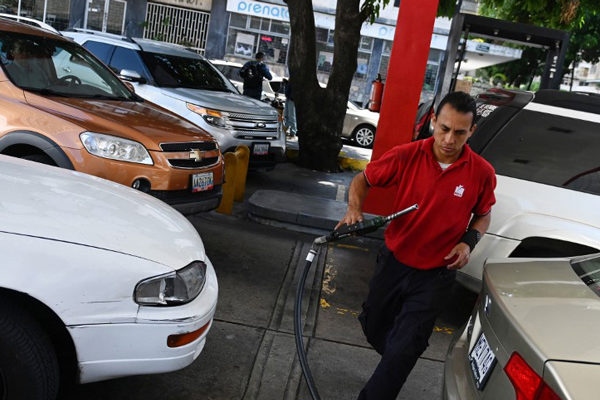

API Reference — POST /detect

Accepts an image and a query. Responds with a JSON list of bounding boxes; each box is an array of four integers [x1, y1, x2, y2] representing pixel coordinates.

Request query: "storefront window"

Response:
[[270, 20, 289, 35], [226, 14, 290, 65], [359, 36, 373, 52], [0, 0, 70, 31], [230, 13, 247, 28], [249, 16, 261, 30]]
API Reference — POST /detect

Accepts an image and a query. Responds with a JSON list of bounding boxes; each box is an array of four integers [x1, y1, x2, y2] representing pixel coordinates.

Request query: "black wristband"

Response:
[[460, 229, 481, 251]]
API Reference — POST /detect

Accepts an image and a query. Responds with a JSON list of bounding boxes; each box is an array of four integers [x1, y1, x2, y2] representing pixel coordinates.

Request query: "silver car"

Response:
[[64, 30, 285, 168], [444, 256, 600, 399]]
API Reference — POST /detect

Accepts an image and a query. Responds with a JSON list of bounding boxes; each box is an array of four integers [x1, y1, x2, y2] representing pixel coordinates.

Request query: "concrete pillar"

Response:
[[363, 0, 440, 216], [204, 0, 228, 60]]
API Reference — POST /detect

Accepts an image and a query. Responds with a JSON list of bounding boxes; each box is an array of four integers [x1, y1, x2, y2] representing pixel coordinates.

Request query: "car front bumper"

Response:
[[69, 263, 218, 384], [63, 147, 224, 210]]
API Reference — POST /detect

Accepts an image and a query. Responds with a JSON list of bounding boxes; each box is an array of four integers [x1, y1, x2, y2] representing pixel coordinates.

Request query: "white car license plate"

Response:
[[191, 172, 213, 193], [253, 143, 269, 156], [469, 332, 496, 390]]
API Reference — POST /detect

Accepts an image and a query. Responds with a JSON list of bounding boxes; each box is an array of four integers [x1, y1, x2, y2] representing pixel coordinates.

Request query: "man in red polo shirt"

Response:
[[337, 91, 496, 400]]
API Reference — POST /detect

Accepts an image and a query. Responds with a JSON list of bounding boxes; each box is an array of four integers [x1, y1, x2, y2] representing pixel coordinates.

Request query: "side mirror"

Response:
[[119, 69, 147, 84]]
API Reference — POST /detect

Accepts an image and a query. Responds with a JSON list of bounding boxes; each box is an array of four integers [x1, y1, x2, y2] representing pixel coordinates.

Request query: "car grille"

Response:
[[160, 141, 221, 169], [160, 141, 218, 152], [168, 157, 220, 168], [227, 112, 280, 137]]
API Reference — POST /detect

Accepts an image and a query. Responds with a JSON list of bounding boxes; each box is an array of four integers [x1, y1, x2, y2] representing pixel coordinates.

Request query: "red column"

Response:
[[363, 0, 440, 215]]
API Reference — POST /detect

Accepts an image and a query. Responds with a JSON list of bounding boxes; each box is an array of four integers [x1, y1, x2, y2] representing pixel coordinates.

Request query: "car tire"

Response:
[[0, 302, 60, 400], [21, 153, 56, 166], [352, 124, 376, 148]]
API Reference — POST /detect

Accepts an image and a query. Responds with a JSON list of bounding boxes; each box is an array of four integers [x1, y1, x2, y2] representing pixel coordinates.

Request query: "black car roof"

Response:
[[533, 89, 600, 114]]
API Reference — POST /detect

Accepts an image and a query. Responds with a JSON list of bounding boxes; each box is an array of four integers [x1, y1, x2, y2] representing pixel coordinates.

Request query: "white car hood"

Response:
[[161, 87, 277, 116], [0, 156, 206, 269]]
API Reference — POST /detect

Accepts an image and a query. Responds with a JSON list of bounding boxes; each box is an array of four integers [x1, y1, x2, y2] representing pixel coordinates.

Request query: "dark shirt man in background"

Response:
[[240, 52, 272, 100], [336, 91, 497, 400]]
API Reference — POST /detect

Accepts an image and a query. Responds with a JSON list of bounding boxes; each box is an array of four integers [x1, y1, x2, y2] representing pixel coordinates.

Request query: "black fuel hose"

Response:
[[293, 204, 418, 400], [293, 245, 322, 400]]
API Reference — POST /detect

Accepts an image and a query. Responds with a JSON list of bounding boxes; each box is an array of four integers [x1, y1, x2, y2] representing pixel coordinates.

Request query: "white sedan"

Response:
[[0, 155, 218, 399]]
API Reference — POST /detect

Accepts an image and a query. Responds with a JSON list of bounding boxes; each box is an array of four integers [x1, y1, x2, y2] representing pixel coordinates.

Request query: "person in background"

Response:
[[283, 78, 297, 137], [239, 52, 272, 100]]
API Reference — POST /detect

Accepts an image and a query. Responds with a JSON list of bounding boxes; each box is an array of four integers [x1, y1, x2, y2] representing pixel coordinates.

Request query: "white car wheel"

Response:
[[353, 125, 375, 148]]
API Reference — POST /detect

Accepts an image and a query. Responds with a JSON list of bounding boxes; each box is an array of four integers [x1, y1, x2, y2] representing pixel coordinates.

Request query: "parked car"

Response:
[[342, 100, 379, 148], [459, 89, 600, 292], [63, 30, 285, 168], [0, 13, 59, 33], [0, 154, 218, 399], [444, 256, 600, 400], [0, 19, 224, 213]]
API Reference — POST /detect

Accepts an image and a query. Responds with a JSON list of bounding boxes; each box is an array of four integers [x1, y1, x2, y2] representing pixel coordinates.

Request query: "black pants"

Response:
[[357, 245, 456, 400], [243, 87, 262, 100]]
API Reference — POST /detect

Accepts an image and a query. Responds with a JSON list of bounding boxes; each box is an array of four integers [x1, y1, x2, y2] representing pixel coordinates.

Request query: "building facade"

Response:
[[0, 0, 522, 103]]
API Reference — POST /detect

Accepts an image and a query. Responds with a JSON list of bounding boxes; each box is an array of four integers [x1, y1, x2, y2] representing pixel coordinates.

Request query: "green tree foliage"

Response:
[[479, 0, 600, 83]]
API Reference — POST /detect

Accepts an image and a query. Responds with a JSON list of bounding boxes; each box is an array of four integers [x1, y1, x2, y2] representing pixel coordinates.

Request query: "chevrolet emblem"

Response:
[[189, 149, 205, 162]]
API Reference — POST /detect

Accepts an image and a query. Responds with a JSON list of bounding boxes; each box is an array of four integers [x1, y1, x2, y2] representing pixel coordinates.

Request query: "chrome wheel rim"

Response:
[[355, 127, 374, 147]]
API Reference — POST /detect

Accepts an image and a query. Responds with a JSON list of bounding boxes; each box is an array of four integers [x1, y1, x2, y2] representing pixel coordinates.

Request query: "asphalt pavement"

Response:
[[64, 142, 477, 400]]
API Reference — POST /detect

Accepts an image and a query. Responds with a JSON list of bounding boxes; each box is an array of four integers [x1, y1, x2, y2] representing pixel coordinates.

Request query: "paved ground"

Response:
[[64, 160, 478, 400]]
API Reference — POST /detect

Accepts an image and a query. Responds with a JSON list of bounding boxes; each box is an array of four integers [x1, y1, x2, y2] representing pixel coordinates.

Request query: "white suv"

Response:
[[0, 155, 217, 398], [63, 30, 285, 168], [459, 89, 600, 291]]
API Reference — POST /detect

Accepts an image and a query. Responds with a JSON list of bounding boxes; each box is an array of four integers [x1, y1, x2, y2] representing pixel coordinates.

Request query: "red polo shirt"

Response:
[[364, 137, 496, 269]]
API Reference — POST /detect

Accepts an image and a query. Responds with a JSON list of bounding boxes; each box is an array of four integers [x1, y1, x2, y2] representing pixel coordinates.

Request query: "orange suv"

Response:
[[0, 19, 224, 213]]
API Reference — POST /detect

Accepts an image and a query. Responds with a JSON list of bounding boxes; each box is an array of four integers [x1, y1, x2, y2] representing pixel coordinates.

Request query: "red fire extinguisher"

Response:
[[369, 74, 384, 112]]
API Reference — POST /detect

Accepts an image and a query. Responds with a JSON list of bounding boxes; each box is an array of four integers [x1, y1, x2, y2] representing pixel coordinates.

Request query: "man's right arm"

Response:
[[335, 172, 370, 229]]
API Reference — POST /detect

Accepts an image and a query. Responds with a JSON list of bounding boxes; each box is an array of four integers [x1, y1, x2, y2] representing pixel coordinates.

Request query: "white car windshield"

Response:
[[141, 52, 238, 93], [0, 31, 136, 100]]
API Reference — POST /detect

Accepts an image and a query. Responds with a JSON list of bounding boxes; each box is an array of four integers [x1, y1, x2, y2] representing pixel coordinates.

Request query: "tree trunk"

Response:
[[286, 0, 365, 172]]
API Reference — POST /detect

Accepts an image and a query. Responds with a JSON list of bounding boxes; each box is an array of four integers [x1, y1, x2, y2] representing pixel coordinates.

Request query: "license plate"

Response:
[[469, 332, 496, 390], [191, 172, 213, 192], [253, 143, 270, 156]]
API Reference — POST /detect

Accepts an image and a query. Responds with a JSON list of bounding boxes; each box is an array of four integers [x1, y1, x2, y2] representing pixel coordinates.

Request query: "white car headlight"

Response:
[[80, 132, 153, 165], [186, 103, 232, 129], [135, 261, 207, 306]]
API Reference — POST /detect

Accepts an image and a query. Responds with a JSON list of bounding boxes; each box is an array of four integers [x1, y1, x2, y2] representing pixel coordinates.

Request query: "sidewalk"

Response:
[[246, 138, 377, 237]]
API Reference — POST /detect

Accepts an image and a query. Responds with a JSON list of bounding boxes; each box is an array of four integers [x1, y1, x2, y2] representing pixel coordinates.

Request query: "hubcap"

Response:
[[355, 127, 374, 147]]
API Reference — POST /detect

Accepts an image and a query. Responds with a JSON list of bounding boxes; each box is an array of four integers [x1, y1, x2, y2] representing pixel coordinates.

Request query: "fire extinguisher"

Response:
[[369, 73, 384, 112]]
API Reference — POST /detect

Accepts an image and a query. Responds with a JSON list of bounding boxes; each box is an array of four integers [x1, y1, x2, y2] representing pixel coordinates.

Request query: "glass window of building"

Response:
[[0, 0, 71, 31], [225, 14, 290, 65], [359, 36, 374, 52], [230, 13, 247, 28]]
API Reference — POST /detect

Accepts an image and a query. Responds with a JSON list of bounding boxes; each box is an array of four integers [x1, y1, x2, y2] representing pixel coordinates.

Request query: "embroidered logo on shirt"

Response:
[[454, 185, 465, 198]]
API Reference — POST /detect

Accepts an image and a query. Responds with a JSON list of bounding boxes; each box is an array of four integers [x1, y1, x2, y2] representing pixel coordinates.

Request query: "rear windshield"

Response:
[[572, 257, 600, 298], [0, 31, 135, 100], [480, 109, 600, 196], [141, 52, 237, 92]]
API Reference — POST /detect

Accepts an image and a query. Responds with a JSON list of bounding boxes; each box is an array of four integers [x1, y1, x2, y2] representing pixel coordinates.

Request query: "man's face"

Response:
[[431, 104, 476, 163]]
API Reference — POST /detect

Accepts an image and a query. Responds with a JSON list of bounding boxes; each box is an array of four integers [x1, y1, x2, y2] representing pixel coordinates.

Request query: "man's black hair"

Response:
[[255, 52, 265, 59], [436, 91, 477, 127]]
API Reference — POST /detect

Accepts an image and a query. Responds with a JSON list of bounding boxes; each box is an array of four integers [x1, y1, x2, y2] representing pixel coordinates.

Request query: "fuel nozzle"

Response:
[[315, 204, 418, 244]]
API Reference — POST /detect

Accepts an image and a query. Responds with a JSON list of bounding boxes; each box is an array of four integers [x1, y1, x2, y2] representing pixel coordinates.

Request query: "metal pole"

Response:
[[43, 0, 48, 23], [17, 0, 22, 16]]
